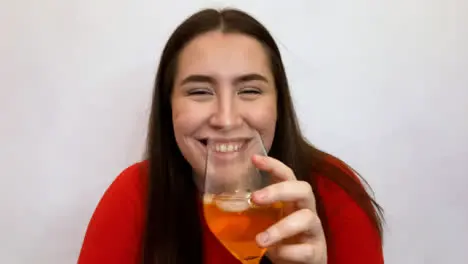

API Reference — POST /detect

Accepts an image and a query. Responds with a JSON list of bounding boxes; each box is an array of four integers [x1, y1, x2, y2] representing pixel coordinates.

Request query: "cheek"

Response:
[[245, 101, 277, 151], [172, 100, 203, 136], [171, 102, 200, 175], [172, 100, 198, 156], [171, 99, 208, 169]]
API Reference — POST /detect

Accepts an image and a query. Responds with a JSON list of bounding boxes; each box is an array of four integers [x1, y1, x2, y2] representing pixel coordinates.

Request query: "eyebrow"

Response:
[[180, 73, 269, 86]]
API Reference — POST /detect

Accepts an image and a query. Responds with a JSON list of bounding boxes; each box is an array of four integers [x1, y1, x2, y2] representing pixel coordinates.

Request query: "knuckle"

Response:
[[299, 180, 313, 193], [292, 209, 313, 229], [274, 215, 302, 238], [271, 182, 287, 197], [285, 166, 294, 177], [263, 184, 276, 195], [302, 208, 315, 222], [270, 165, 280, 176], [306, 182, 314, 193], [302, 209, 321, 232], [308, 210, 321, 225], [267, 225, 282, 242], [278, 218, 298, 235], [303, 244, 316, 260]]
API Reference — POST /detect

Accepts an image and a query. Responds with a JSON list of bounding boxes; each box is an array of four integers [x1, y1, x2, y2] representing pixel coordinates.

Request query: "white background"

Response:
[[1, 0, 467, 263]]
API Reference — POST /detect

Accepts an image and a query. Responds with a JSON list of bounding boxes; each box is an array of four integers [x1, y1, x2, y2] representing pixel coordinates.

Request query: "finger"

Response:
[[252, 180, 316, 211], [256, 208, 322, 247], [267, 243, 321, 264], [252, 155, 296, 181]]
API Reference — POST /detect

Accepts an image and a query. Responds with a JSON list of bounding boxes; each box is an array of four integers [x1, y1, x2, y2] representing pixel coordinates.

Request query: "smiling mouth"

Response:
[[198, 138, 249, 153]]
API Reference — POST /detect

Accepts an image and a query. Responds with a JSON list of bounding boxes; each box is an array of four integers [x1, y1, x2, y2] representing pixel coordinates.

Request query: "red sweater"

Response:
[[77, 160, 383, 264]]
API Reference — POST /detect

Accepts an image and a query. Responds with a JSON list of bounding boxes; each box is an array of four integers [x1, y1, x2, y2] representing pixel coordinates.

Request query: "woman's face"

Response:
[[171, 31, 277, 177]]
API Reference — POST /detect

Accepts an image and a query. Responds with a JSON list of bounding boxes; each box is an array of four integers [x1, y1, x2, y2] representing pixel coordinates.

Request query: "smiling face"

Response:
[[171, 31, 278, 177]]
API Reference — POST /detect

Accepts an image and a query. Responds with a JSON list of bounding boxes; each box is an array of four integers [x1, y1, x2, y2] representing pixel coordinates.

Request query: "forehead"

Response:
[[175, 31, 272, 80]]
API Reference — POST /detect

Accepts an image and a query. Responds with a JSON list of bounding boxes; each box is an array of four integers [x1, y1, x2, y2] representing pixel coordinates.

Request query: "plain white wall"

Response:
[[1, 0, 467, 263]]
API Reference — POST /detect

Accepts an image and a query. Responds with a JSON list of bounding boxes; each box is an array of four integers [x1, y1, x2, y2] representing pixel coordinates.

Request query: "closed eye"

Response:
[[187, 88, 213, 96], [238, 88, 262, 95], [238, 87, 263, 99]]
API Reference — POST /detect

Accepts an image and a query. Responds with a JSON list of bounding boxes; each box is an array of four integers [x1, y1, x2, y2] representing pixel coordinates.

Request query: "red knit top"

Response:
[[77, 160, 383, 264]]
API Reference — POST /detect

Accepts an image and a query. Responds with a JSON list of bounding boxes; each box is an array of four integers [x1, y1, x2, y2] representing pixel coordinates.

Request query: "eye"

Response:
[[240, 89, 261, 94], [238, 87, 262, 98], [187, 88, 213, 96]]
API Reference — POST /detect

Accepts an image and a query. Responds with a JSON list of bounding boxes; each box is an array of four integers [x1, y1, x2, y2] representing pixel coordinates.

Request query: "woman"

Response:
[[78, 8, 384, 264]]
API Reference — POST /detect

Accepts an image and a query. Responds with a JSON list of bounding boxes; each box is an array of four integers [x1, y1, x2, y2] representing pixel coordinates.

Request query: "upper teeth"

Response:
[[214, 143, 242, 152]]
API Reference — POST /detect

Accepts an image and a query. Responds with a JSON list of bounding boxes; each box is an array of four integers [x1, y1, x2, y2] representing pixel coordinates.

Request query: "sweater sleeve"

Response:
[[317, 161, 384, 264], [77, 162, 147, 264]]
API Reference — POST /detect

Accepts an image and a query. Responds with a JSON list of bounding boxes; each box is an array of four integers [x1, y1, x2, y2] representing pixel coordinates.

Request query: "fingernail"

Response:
[[256, 232, 269, 245], [254, 190, 267, 201], [253, 154, 265, 164]]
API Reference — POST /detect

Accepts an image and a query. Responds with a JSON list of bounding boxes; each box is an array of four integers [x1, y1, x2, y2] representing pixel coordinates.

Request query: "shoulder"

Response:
[[78, 160, 149, 263], [108, 160, 148, 196], [314, 154, 361, 194], [313, 154, 375, 219], [312, 155, 384, 263], [87, 160, 149, 221], [84, 160, 150, 231]]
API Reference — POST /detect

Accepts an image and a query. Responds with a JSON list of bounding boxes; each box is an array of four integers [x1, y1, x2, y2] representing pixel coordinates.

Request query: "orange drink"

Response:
[[203, 194, 283, 263]]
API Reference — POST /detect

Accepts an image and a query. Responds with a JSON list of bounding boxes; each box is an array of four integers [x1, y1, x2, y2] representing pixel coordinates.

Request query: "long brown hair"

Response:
[[143, 8, 384, 264]]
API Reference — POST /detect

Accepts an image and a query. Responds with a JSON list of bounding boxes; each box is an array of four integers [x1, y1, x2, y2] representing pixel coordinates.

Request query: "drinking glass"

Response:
[[201, 131, 284, 264]]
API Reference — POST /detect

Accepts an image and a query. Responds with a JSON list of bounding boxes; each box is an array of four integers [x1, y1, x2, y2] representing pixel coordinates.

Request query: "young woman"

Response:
[[77, 8, 384, 264]]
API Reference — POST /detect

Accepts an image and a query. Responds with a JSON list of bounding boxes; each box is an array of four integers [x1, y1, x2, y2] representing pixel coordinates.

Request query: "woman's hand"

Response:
[[251, 155, 327, 264]]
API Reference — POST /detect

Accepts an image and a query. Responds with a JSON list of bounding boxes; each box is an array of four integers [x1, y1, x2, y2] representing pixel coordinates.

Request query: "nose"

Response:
[[208, 94, 242, 131]]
